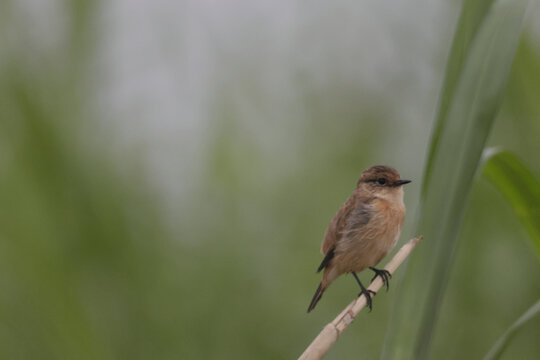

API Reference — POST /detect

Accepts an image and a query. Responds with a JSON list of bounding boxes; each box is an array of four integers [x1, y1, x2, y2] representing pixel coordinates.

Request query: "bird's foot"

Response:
[[352, 272, 377, 311], [357, 288, 377, 311], [369, 267, 392, 291]]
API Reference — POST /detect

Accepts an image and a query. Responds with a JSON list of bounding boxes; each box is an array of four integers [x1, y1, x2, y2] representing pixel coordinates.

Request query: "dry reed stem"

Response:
[[298, 236, 423, 360]]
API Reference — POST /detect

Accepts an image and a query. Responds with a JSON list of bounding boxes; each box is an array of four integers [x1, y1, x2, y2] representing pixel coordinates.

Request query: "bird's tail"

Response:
[[307, 282, 326, 313]]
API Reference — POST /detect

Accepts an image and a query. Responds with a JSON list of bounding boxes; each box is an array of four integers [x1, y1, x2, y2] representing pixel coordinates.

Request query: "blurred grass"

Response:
[[481, 151, 540, 359], [383, 0, 529, 358], [0, 3, 179, 359], [0, 71, 175, 359], [422, 0, 495, 191], [483, 150, 540, 257], [485, 299, 540, 360], [0, 1, 539, 359]]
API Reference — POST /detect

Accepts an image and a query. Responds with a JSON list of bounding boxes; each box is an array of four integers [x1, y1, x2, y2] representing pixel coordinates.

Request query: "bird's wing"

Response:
[[342, 198, 374, 239], [320, 194, 373, 254]]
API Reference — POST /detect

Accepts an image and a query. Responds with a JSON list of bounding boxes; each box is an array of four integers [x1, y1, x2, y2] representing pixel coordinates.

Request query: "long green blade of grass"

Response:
[[482, 149, 540, 258], [480, 150, 540, 358], [422, 0, 495, 195], [382, 0, 529, 359], [484, 299, 540, 360]]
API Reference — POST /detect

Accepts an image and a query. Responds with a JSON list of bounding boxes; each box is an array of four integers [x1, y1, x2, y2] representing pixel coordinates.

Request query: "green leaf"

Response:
[[484, 299, 540, 360], [481, 150, 540, 358], [483, 149, 540, 258], [382, 0, 529, 359], [422, 0, 495, 197]]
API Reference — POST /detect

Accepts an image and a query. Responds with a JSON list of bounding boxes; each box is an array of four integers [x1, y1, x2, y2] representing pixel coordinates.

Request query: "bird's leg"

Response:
[[369, 267, 392, 291], [352, 272, 376, 311]]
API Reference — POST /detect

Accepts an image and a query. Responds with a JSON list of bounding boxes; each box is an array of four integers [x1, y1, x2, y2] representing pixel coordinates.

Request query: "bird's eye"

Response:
[[377, 178, 387, 185]]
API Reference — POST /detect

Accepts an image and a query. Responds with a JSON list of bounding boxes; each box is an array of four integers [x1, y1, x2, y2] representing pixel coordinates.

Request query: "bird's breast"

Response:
[[335, 198, 405, 272], [375, 199, 405, 240]]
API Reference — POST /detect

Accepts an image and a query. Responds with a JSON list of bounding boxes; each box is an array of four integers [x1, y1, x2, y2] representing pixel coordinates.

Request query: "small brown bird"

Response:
[[307, 165, 410, 313]]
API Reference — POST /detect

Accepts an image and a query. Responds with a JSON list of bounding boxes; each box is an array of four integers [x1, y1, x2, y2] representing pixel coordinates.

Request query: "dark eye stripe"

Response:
[[366, 178, 388, 185]]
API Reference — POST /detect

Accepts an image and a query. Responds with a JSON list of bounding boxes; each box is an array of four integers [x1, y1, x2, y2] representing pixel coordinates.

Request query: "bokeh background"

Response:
[[1, 1, 539, 359]]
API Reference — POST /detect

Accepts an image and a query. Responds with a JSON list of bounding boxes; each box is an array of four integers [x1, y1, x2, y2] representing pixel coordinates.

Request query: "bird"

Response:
[[307, 165, 411, 313]]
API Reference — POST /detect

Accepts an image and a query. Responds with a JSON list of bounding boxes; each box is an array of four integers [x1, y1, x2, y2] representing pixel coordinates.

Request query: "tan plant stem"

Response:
[[298, 236, 423, 360]]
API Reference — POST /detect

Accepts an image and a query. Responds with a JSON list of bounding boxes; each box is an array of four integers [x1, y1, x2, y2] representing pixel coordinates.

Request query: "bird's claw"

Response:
[[357, 289, 376, 311], [369, 267, 392, 291]]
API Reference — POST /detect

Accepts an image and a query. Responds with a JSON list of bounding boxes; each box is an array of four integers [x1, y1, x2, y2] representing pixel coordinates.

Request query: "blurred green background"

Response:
[[0, 0, 539, 359]]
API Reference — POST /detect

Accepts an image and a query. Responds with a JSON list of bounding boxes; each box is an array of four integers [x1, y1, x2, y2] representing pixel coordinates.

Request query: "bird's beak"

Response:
[[395, 179, 411, 186]]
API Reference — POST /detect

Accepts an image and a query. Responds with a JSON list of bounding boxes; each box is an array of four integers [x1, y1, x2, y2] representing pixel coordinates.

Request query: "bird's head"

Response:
[[356, 165, 411, 201]]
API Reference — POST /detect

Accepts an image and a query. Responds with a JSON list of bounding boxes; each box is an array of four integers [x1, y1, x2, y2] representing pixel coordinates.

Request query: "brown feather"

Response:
[[321, 193, 357, 254]]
